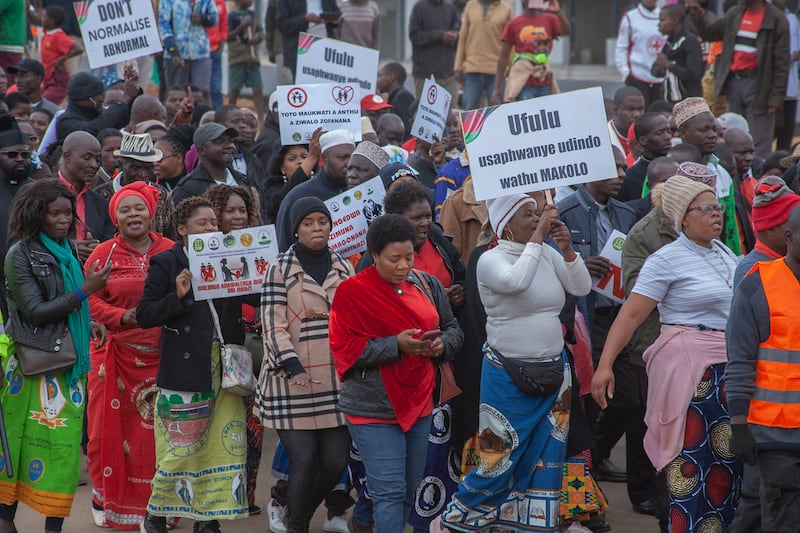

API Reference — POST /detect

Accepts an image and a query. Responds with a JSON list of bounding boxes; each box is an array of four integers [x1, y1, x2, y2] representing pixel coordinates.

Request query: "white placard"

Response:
[[411, 78, 452, 144], [325, 176, 386, 258], [460, 87, 617, 201], [277, 83, 363, 145], [74, 0, 163, 69], [187, 225, 279, 301], [295, 32, 380, 97], [592, 230, 627, 304]]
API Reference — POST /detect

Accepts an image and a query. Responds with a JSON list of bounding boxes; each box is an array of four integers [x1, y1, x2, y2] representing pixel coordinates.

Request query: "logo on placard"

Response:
[[612, 237, 625, 251], [427, 85, 438, 105], [73, 1, 89, 24], [297, 33, 317, 55], [354, 191, 362, 200], [292, 132, 302, 141], [330, 201, 340, 212], [240, 233, 253, 246], [208, 237, 220, 251], [192, 239, 204, 252], [223, 235, 236, 248], [332, 86, 355, 106], [258, 231, 271, 245], [287, 87, 308, 108], [343, 196, 351, 206]]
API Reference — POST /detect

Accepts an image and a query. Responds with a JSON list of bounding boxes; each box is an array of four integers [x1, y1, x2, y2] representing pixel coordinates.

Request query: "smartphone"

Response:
[[419, 329, 442, 342], [103, 243, 117, 267], [320, 11, 340, 22], [528, 0, 549, 8]]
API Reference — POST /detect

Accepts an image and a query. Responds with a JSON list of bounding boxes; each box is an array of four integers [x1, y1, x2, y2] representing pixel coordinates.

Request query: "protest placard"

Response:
[[74, 0, 163, 69], [410, 78, 452, 144], [187, 225, 280, 301], [277, 83, 362, 146], [325, 176, 386, 257], [295, 33, 380, 97], [459, 87, 617, 201], [593, 229, 627, 304]]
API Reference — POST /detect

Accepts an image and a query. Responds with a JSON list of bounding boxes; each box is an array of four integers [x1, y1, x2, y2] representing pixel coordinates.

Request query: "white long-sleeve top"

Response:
[[786, 10, 800, 99], [477, 240, 592, 361], [615, 4, 665, 84]]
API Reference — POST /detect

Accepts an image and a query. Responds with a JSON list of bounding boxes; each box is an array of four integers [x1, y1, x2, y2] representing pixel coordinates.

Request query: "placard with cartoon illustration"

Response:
[[276, 83, 363, 145], [325, 176, 386, 258], [187, 225, 280, 300]]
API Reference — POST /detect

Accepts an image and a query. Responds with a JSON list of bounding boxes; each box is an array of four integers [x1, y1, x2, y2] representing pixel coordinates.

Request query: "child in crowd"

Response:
[[40, 6, 83, 104], [227, 0, 265, 122]]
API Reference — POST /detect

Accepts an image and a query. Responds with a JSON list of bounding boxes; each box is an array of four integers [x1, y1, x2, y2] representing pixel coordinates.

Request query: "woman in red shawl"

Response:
[[329, 214, 463, 532], [85, 182, 174, 529]]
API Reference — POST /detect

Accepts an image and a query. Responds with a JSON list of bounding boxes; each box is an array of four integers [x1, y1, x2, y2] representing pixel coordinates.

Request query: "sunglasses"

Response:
[[0, 150, 31, 160], [687, 203, 723, 215]]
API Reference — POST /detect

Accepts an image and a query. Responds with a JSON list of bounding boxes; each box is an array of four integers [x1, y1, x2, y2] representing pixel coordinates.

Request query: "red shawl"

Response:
[[329, 266, 437, 431]]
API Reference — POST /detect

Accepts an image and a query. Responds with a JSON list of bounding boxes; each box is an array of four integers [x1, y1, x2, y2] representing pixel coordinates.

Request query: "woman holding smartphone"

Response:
[[329, 214, 463, 532], [84, 182, 173, 529]]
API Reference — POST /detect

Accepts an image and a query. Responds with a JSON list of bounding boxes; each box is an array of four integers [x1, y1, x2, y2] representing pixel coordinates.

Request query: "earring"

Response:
[[294, 233, 298, 238], [503, 229, 515, 242]]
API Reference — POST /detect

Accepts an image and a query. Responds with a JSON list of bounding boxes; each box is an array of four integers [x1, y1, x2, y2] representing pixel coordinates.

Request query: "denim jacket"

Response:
[[159, 0, 218, 60]]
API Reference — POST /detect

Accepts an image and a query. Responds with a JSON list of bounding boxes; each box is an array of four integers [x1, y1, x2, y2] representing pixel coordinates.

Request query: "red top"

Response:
[[206, 0, 229, 51], [501, 12, 560, 87], [730, 8, 764, 72], [414, 239, 452, 289], [41, 29, 75, 82], [59, 172, 89, 240]]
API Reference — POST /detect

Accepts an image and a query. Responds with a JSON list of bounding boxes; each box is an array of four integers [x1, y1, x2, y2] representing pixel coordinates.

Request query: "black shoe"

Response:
[[248, 503, 261, 515], [193, 521, 222, 533], [593, 458, 627, 482], [580, 516, 612, 532], [140, 514, 168, 533], [632, 499, 657, 516]]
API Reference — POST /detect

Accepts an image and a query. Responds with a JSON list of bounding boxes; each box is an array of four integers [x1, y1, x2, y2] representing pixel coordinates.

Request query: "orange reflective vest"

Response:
[[748, 258, 800, 429]]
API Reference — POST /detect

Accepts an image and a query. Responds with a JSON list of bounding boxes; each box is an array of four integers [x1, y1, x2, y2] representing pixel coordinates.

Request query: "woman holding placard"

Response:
[[137, 197, 248, 533], [204, 184, 264, 515]]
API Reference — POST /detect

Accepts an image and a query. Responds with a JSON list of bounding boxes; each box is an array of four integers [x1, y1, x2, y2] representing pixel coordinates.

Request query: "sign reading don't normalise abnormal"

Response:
[[74, 0, 163, 69], [461, 87, 617, 201]]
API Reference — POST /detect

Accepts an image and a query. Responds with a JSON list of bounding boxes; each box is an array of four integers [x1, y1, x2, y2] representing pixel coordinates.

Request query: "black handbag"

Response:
[[490, 347, 563, 396]]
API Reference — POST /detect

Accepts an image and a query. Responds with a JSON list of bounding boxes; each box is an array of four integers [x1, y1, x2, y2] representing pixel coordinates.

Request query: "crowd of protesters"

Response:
[[0, 0, 798, 533]]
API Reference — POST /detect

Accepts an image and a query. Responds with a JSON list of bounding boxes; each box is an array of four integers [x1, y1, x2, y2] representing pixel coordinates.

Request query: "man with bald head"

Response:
[[376, 113, 406, 148], [126, 95, 167, 132], [725, 127, 759, 254], [727, 202, 800, 533], [619, 112, 673, 201], [59, 131, 115, 260]]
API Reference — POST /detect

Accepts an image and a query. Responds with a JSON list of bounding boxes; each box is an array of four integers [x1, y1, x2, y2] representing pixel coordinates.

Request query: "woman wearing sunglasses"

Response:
[[592, 175, 741, 532]]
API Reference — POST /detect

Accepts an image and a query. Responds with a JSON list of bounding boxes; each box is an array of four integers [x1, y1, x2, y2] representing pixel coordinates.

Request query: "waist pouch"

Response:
[[489, 346, 563, 396]]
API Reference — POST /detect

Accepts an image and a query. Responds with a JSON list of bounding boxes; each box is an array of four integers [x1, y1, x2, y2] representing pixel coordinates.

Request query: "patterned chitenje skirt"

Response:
[[665, 363, 741, 533], [147, 344, 249, 521], [559, 453, 607, 523], [441, 349, 571, 532]]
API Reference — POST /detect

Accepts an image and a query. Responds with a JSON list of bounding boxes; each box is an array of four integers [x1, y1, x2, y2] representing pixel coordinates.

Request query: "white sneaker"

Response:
[[91, 507, 108, 528], [267, 499, 288, 533], [323, 514, 351, 533], [565, 524, 593, 533]]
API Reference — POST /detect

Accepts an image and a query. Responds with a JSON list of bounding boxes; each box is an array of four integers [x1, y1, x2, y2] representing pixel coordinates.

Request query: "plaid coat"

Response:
[[255, 246, 354, 430]]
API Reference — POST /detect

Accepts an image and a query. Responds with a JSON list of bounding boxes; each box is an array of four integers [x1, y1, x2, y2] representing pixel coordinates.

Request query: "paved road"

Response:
[[10, 429, 660, 532]]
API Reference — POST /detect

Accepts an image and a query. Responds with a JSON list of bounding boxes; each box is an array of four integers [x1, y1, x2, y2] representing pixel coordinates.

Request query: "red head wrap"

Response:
[[109, 181, 160, 226]]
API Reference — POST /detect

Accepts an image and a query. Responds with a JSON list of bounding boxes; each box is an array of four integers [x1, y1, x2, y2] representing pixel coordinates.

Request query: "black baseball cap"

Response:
[[7, 59, 45, 78]]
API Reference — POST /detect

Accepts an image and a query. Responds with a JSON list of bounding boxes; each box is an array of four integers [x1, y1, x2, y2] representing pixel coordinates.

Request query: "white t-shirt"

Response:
[[633, 233, 739, 330]]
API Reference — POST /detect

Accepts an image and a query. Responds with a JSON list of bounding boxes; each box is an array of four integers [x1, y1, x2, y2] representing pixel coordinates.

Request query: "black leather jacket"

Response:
[[4, 238, 82, 353]]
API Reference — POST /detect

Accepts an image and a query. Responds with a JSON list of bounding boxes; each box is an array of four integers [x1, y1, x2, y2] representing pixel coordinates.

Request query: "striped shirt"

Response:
[[730, 8, 764, 72], [338, 0, 381, 49], [633, 233, 739, 330]]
